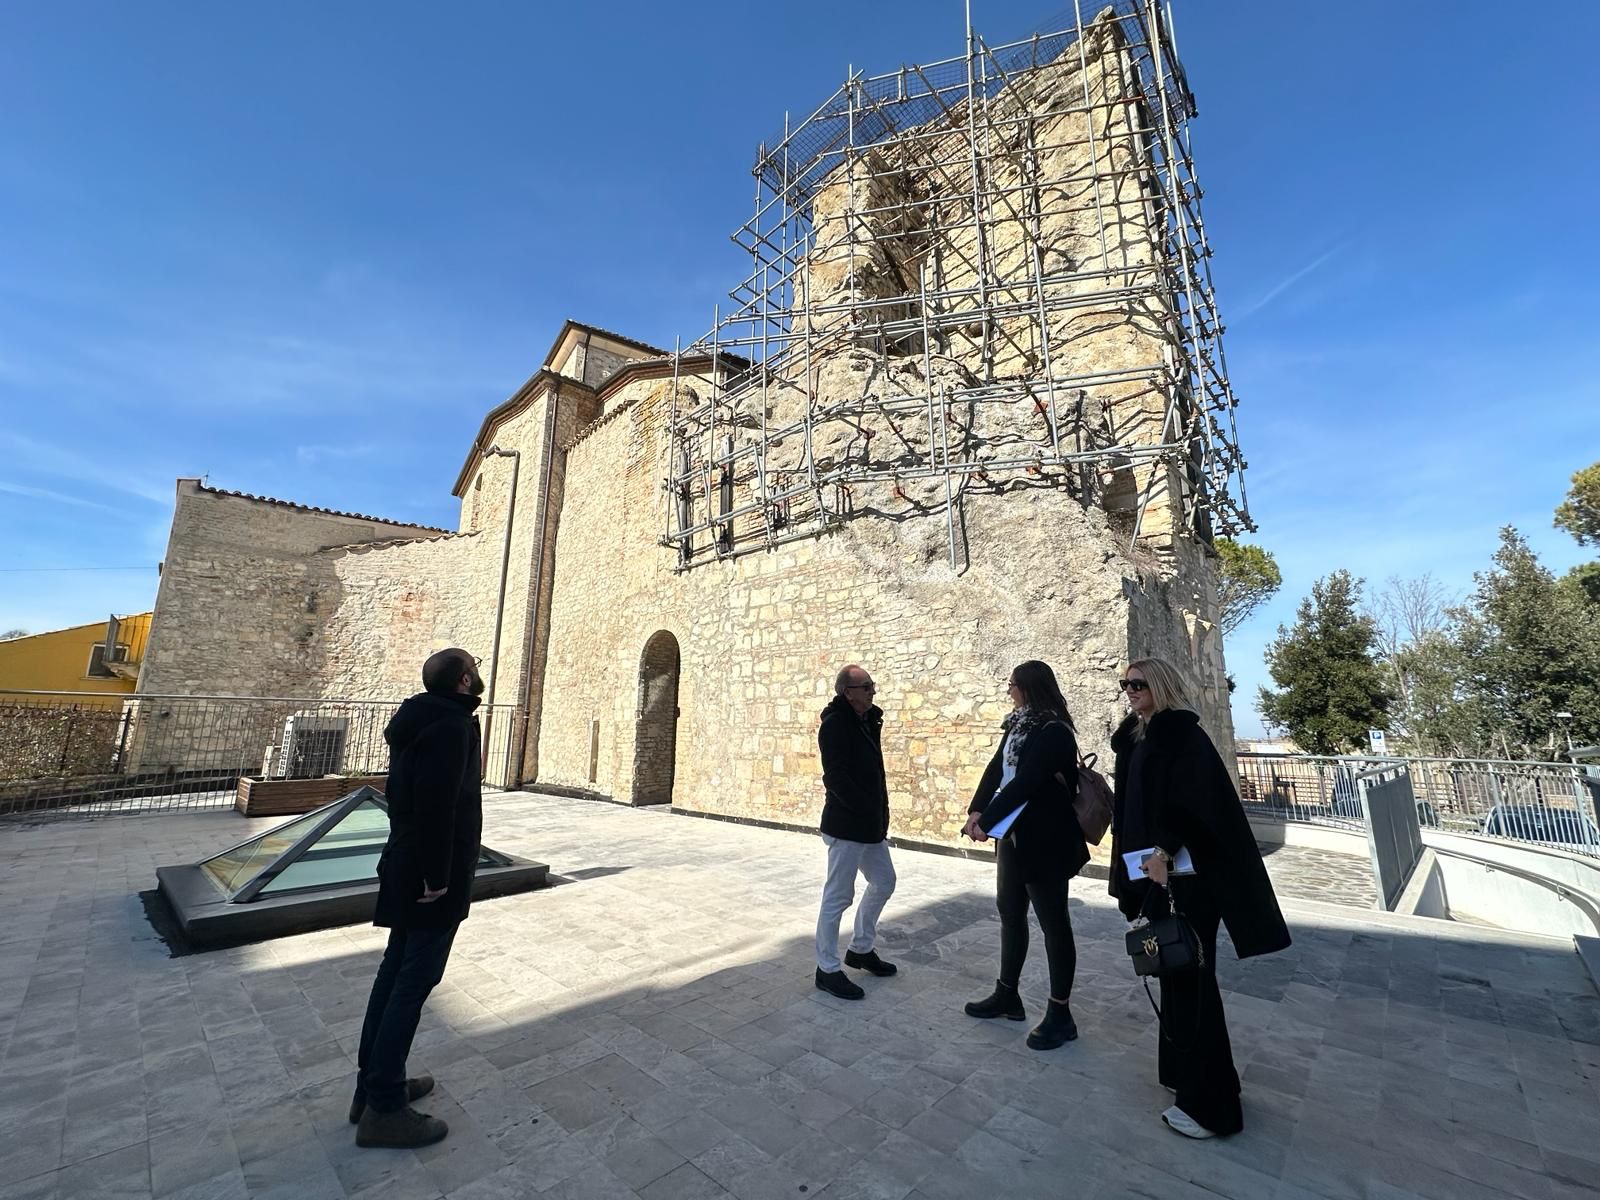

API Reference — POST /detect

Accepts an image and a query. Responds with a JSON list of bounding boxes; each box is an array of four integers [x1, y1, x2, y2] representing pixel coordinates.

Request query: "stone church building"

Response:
[[139, 8, 1243, 849]]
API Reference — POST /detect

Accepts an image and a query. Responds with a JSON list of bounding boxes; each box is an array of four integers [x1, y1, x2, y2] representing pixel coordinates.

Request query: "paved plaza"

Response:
[[1, 793, 1597, 1200]]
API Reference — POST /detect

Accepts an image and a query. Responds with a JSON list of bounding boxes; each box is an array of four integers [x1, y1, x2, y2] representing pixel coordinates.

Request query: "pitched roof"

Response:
[[454, 323, 749, 496], [565, 352, 753, 451], [540, 319, 670, 370], [450, 369, 598, 497], [196, 483, 453, 534], [318, 529, 479, 554]]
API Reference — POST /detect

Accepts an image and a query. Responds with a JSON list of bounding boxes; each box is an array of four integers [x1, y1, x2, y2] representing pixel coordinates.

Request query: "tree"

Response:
[[1215, 538, 1282, 636], [1453, 527, 1600, 756], [1394, 631, 1495, 757], [1554, 461, 1600, 546], [1366, 575, 1457, 754], [1258, 570, 1391, 754], [1560, 562, 1600, 608], [0, 628, 27, 641]]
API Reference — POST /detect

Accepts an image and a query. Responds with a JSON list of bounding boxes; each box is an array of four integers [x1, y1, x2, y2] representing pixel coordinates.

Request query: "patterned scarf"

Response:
[[1002, 705, 1061, 770]]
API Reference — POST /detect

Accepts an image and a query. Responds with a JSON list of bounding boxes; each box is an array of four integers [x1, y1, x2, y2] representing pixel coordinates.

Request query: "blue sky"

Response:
[[2, 2, 1596, 734]]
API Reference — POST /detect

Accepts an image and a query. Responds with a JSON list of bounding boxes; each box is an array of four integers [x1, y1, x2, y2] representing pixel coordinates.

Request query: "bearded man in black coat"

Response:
[[351, 648, 484, 1149]]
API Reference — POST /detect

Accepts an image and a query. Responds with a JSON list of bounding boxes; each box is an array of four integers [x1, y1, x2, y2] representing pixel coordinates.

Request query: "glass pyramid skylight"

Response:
[[198, 787, 514, 903], [157, 784, 547, 947]]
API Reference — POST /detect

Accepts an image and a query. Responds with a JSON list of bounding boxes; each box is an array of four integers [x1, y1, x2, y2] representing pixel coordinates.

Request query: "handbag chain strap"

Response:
[[1134, 881, 1206, 1049]]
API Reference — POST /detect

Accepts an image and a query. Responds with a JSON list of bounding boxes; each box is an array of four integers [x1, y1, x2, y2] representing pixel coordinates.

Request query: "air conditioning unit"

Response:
[[275, 713, 349, 778]]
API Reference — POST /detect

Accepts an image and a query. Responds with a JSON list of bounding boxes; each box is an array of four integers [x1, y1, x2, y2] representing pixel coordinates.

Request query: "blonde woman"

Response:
[[1109, 657, 1289, 1139]]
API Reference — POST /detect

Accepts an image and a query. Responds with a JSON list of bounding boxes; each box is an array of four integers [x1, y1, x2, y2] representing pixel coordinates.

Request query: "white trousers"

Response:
[[815, 835, 897, 972]]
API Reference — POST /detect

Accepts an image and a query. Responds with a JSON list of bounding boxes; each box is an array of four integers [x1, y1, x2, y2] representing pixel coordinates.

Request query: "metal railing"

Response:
[[1238, 752, 1600, 859], [0, 691, 522, 818]]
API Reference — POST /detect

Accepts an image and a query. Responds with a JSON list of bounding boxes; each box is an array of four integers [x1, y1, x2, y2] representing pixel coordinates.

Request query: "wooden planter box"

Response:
[[236, 774, 387, 818]]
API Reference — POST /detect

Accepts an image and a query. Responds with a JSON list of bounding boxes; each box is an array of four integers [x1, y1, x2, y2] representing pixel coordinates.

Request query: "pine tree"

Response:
[[1258, 571, 1391, 754], [1214, 538, 1282, 636], [1454, 527, 1600, 755]]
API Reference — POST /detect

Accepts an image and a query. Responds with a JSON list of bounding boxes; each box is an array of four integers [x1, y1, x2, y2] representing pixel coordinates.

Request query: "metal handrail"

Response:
[[0, 689, 516, 707]]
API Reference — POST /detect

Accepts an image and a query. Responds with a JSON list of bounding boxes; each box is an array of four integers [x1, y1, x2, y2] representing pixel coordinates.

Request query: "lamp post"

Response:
[[1556, 711, 1575, 760]]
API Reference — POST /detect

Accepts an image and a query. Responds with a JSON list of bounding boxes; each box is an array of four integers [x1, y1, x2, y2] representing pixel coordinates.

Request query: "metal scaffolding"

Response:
[[663, 0, 1250, 569]]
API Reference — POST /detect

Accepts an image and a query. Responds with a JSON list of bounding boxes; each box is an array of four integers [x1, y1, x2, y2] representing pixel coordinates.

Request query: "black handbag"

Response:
[[1125, 888, 1203, 977], [1126, 886, 1206, 1048]]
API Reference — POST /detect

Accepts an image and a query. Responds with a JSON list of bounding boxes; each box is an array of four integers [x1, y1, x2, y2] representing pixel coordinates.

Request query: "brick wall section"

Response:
[[306, 532, 494, 700]]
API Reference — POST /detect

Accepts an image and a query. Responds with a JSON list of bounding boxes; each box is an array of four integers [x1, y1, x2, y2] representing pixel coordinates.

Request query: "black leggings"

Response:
[[995, 836, 1077, 1000]]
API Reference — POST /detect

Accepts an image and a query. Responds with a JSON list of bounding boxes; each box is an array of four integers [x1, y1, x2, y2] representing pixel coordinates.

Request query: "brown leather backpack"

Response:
[[1058, 753, 1114, 845]]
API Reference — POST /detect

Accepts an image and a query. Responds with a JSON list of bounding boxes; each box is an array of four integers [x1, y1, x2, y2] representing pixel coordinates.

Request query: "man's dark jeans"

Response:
[[356, 925, 458, 1113]]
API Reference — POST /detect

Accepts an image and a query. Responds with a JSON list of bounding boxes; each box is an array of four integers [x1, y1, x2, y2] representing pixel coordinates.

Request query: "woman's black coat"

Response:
[[968, 721, 1090, 882], [1108, 708, 1290, 959]]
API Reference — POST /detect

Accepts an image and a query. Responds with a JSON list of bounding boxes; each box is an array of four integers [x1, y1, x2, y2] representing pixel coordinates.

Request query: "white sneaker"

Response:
[[1161, 1106, 1216, 1139]]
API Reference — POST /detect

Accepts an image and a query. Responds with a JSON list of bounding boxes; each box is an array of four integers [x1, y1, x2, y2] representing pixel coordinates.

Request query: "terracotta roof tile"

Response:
[[198, 484, 452, 534]]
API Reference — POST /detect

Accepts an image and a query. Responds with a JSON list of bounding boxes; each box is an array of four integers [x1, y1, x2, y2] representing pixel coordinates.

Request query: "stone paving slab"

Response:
[[0, 793, 1597, 1200], [1257, 843, 1380, 910]]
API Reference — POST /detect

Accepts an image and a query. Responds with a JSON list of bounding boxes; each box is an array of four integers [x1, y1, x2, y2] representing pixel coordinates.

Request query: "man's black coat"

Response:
[[374, 690, 483, 930], [818, 696, 890, 843]]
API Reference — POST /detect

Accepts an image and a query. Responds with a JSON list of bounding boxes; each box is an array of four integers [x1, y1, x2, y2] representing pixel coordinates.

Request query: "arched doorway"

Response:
[[631, 631, 680, 805]]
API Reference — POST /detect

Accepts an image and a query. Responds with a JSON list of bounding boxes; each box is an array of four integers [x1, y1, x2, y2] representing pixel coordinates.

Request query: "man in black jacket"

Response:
[[352, 648, 484, 1149], [814, 664, 899, 1000]]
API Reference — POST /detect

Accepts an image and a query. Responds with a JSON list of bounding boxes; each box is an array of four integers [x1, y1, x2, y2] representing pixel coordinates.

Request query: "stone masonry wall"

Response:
[[134, 481, 479, 775], [538, 372, 1230, 848], [305, 532, 493, 701], [140, 481, 454, 699]]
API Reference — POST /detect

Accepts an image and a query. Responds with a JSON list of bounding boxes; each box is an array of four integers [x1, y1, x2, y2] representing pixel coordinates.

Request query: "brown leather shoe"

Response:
[[348, 1074, 435, 1124], [355, 1104, 449, 1149]]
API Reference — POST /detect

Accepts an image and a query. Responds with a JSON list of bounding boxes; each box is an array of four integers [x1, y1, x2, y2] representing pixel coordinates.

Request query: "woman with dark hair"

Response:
[[961, 660, 1089, 1050], [1110, 656, 1290, 1139]]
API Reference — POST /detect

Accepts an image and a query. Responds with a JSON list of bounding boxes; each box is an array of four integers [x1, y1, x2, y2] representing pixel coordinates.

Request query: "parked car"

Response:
[[1478, 804, 1600, 849], [1330, 791, 1440, 829]]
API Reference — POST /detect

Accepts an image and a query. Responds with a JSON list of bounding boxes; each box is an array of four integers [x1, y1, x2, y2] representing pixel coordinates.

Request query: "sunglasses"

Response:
[[1118, 679, 1150, 693], [847, 683, 877, 693]]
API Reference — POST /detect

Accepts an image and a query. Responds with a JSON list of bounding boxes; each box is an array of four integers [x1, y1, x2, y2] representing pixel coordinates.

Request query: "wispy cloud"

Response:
[[0, 432, 172, 505], [1235, 242, 1348, 319], [295, 442, 381, 466], [0, 480, 134, 515]]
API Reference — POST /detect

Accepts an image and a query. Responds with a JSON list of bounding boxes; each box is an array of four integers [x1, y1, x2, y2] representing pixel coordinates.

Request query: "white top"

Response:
[[988, 734, 1024, 836]]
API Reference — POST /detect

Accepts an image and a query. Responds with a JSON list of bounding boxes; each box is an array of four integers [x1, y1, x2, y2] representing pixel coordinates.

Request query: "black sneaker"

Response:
[[844, 949, 898, 977], [348, 1074, 436, 1124], [814, 968, 866, 1000], [355, 1105, 449, 1149]]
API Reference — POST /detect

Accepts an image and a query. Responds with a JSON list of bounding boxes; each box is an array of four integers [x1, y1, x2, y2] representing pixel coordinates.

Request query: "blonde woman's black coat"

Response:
[[1108, 709, 1290, 959]]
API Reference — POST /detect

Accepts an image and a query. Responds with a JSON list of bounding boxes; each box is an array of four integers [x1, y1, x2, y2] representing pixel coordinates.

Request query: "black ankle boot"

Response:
[[1026, 999, 1078, 1050], [964, 979, 1026, 1021]]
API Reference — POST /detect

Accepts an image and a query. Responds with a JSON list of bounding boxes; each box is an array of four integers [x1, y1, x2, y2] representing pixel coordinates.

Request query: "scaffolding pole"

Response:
[[662, 0, 1249, 568]]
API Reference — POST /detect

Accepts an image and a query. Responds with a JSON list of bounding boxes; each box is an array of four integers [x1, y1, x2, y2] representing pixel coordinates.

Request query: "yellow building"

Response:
[[0, 613, 152, 705]]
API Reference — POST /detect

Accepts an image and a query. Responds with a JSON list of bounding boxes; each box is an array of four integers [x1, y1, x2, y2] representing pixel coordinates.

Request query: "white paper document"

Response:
[[1122, 846, 1196, 878], [988, 802, 1025, 838]]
